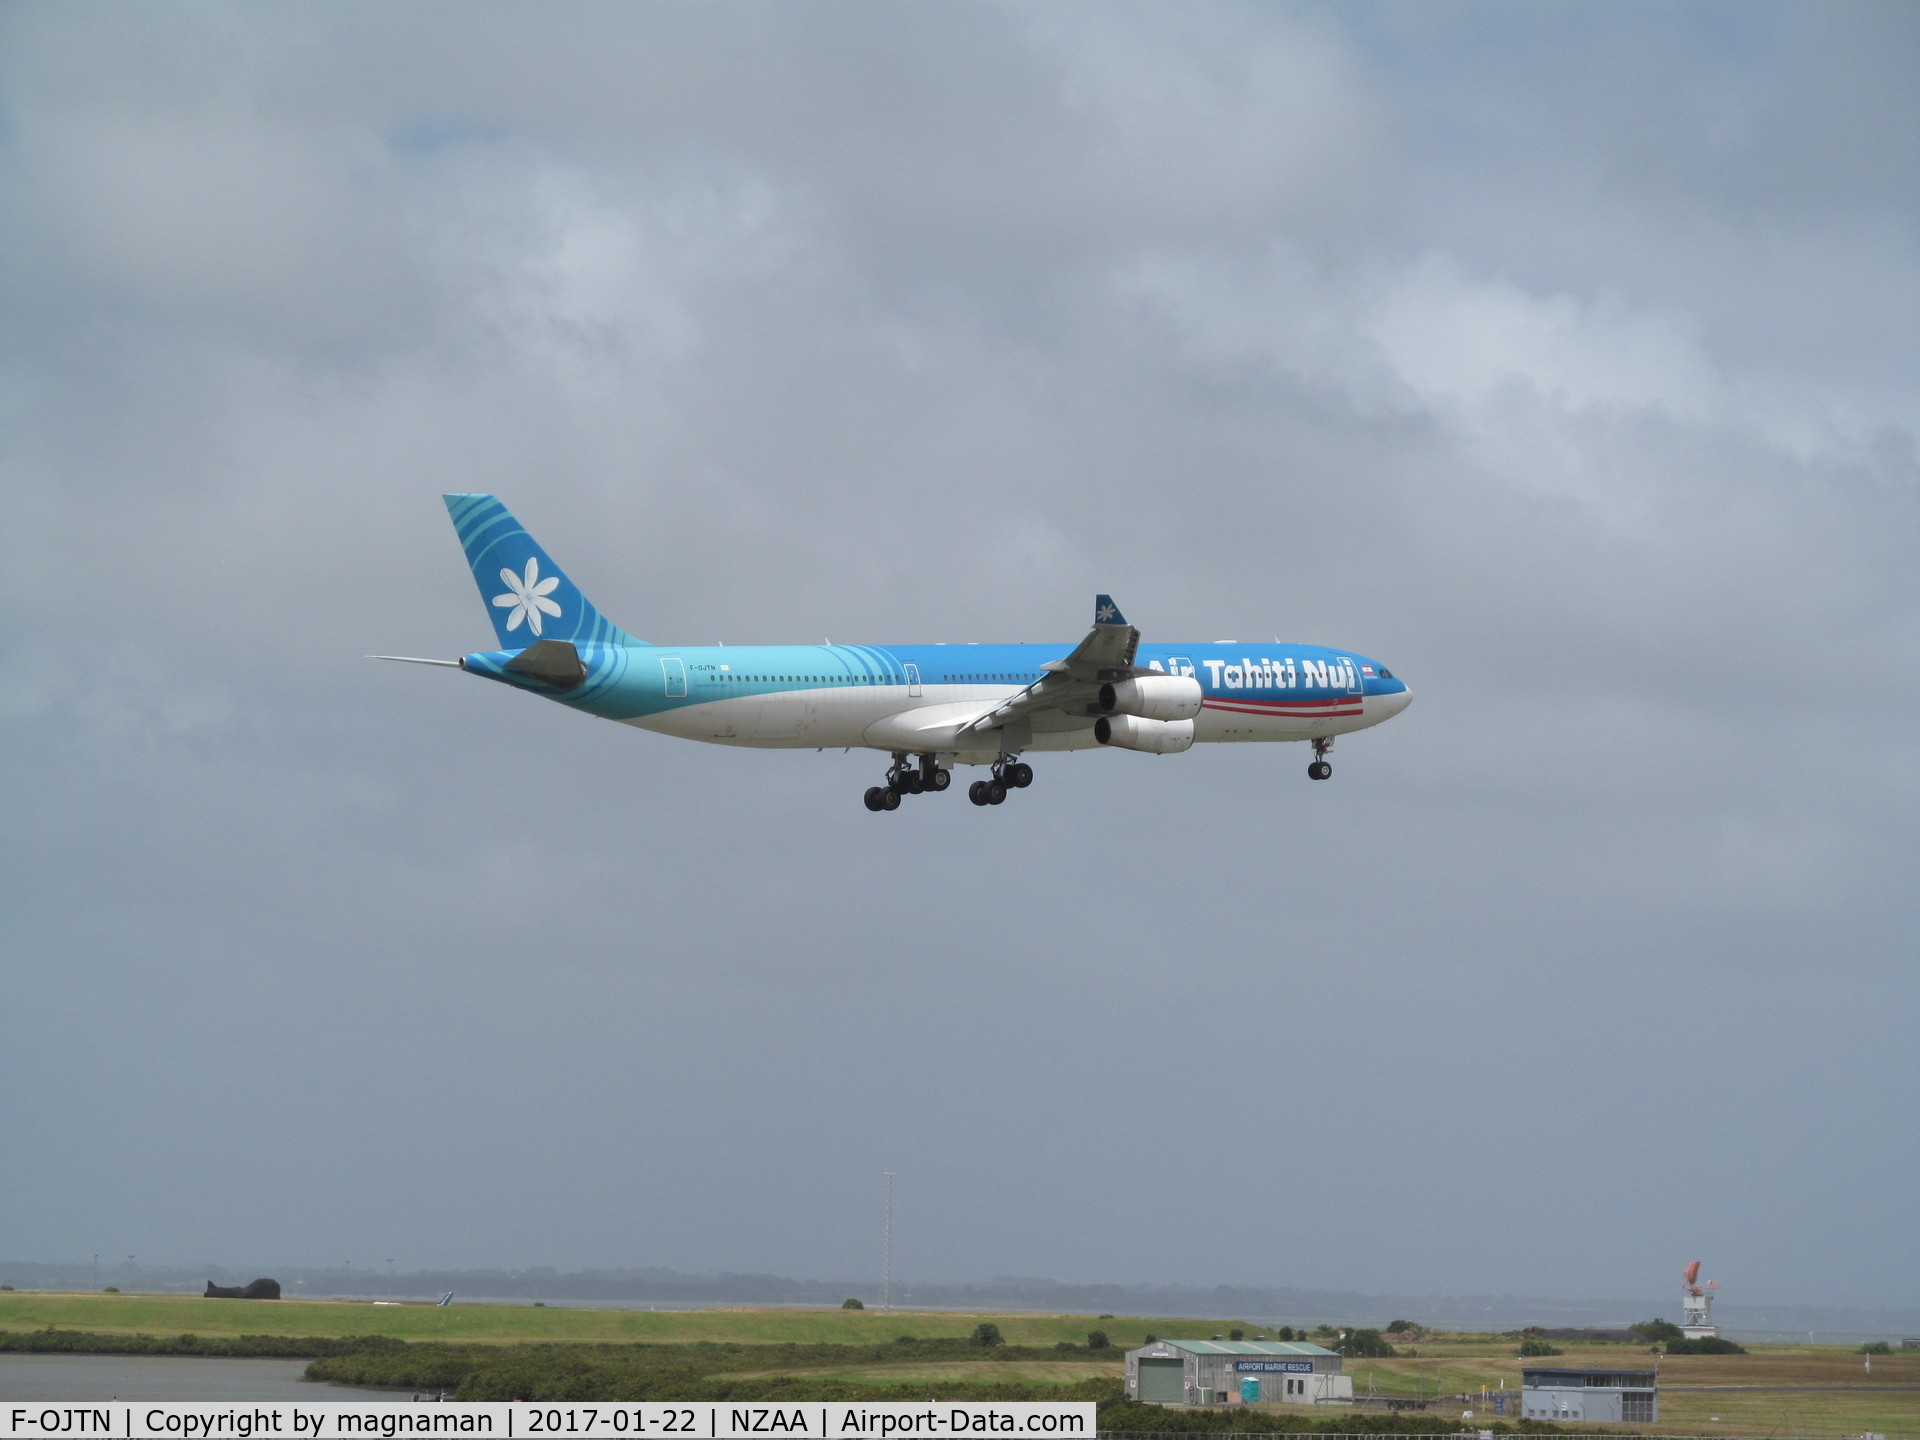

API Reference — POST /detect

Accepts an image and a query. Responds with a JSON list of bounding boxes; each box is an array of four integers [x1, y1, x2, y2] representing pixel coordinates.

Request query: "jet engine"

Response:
[[1096, 674, 1203, 722], [1094, 714, 1195, 754]]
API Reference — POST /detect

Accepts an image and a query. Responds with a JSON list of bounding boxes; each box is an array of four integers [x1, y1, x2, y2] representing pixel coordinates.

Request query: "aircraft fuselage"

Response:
[[459, 638, 1411, 765]]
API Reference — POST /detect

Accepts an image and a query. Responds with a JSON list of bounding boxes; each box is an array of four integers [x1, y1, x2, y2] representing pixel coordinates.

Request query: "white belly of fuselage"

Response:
[[625, 684, 1404, 755]]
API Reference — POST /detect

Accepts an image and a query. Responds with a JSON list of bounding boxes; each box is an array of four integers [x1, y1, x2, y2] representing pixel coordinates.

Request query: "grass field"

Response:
[[1356, 1345, 1920, 1396], [0, 1292, 1187, 1348], [712, 1360, 1126, 1386], [1349, 1343, 1920, 1438], [5, 1295, 1915, 1432]]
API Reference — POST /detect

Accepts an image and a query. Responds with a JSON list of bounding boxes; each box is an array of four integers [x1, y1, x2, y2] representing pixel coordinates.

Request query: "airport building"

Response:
[[1520, 1367, 1658, 1424], [1124, 1339, 1350, 1406]]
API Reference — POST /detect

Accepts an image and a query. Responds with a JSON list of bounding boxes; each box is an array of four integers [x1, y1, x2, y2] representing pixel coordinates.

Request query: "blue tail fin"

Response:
[[442, 494, 646, 648]]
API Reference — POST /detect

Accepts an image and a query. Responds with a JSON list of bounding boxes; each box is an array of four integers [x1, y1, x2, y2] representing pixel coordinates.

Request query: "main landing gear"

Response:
[[1308, 736, 1333, 781], [863, 754, 953, 812], [861, 754, 1032, 811], [968, 758, 1033, 807]]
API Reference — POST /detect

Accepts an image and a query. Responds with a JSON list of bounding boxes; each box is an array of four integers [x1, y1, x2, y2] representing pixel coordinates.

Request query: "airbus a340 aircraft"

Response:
[[375, 495, 1412, 810]]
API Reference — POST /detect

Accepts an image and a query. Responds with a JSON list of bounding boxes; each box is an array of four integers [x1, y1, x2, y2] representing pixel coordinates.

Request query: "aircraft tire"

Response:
[[968, 780, 990, 806], [1309, 761, 1332, 780], [898, 772, 924, 795], [986, 780, 1007, 805], [926, 768, 951, 792], [880, 787, 902, 810], [1008, 762, 1033, 788], [864, 786, 887, 811]]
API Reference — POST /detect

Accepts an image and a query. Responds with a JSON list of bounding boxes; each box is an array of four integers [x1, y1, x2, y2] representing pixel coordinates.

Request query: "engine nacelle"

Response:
[[1096, 674, 1203, 722], [1094, 714, 1195, 754]]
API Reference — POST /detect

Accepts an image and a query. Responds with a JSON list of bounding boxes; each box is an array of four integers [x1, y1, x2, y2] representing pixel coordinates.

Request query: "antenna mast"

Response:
[[883, 1173, 894, 1315], [1680, 1261, 1720, 1339]]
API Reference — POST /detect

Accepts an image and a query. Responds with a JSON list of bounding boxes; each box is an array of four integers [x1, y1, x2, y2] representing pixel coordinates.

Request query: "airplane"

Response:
[[373, 494, 1412, 810]]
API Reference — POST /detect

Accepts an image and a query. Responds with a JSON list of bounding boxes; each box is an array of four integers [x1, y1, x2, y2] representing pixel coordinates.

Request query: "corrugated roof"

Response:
[[1149, 1340, 1337, 1356]]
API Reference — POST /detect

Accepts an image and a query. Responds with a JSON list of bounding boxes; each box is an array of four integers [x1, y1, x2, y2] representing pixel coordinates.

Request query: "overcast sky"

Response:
[[2, 2, 1915, 1312]]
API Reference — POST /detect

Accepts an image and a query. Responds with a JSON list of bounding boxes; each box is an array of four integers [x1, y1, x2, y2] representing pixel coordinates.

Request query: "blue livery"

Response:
[[372, 496, 1412, 810]]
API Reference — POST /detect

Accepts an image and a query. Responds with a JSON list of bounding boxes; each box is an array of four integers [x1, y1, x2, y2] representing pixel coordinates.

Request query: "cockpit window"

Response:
[[1377, 668, 1394, 679]]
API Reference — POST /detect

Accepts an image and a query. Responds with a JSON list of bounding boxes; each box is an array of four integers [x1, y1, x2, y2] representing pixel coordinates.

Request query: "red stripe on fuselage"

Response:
[[1198, 702, 1367, 718], [1215, 695, 1361, 708]]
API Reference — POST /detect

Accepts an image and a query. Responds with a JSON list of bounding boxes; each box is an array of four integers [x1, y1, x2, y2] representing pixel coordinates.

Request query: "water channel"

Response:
[[0, 1354, 416, 1401]]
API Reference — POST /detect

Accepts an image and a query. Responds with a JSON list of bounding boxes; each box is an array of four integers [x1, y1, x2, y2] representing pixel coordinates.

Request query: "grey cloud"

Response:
[[1, 2, 1914, 1307]]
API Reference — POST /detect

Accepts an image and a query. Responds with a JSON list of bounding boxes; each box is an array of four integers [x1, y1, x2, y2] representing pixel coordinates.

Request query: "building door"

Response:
[[660, 657, 687, 698], [1137, 1359, 1184, 1404], [904, 663, 922, 697]]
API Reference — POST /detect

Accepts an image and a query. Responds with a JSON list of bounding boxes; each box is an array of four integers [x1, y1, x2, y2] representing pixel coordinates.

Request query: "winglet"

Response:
[[1094, 594, 1127, 627]]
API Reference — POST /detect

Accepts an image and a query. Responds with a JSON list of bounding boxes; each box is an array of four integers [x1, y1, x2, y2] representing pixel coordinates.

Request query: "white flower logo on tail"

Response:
[[493, 558, 563, 636]]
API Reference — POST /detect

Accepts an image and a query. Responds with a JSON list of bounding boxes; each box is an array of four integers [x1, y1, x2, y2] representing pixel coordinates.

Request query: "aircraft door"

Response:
[[904, 663, 922, 697], [660, 656, 688, 698], [1344, 656, 1362, 695]]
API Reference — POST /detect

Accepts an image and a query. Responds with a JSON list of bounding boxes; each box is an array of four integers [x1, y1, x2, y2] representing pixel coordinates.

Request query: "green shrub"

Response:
[[1518, 1339, 1561, 1357], [1088, 1331, 1110, 1350], [1663, 1336, 1745, 1355], [1860, 1341, 1892, 1355], [102, 1287, 119, 1294], [970, 1323, 1004, 1348], [841, 1298, 864, 1310], [1631, 1318, 1683, 1343]]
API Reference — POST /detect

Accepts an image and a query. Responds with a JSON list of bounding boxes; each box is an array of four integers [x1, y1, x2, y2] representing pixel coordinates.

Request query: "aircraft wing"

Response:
[[960, 594, 1146, 739]]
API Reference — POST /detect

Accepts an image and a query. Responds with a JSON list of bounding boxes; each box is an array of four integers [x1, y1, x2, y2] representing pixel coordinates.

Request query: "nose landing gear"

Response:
[[1308, 736, 1333, 781]]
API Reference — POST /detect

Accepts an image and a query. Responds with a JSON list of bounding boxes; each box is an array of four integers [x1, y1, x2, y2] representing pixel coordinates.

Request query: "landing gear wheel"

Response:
[[986, 780, 1007, 804], [1309, 736, 1334, 781], [897, 772, 925, 795], [926, 767, 951, 792], [968, 780, 991, 806], [880, 787, 902, 810], [864, 786, 887, 812], [1007, 762, 1033, 789]]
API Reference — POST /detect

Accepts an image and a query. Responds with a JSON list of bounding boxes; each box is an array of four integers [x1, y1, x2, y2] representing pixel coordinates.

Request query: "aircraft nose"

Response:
[[1381, 683, 1412, 718]]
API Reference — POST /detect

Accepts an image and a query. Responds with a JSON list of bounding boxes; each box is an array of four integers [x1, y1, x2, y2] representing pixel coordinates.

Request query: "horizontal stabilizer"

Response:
[[368, 654, 462, 668], [503, 638, 588, 689]]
